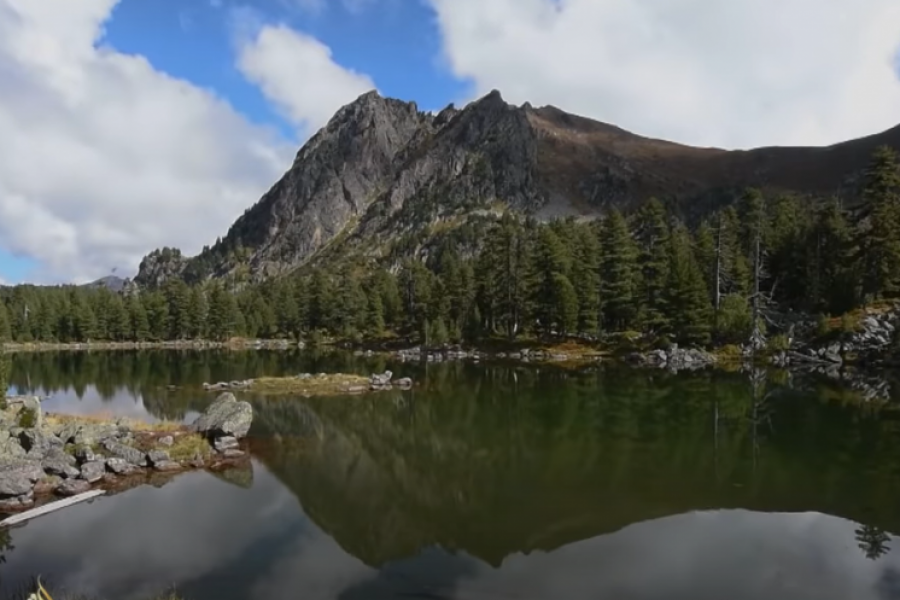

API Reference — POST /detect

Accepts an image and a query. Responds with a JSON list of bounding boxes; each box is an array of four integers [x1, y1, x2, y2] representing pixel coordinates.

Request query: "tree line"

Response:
[[1, 146, 898, 349]]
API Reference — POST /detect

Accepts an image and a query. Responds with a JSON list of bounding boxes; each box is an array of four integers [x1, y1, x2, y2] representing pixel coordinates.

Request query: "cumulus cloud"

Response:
[[0, 0, 372, 284], [0, 0, 293, 283], [427, 0, 900, 149], [234, 21, 375, 136]]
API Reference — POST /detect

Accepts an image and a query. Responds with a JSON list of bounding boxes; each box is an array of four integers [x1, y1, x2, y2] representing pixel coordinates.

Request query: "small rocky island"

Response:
[[0, 392, 253, 512]]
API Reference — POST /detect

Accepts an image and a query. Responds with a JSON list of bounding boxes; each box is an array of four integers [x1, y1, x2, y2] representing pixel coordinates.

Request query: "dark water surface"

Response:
[[3, 351, 900, 600]]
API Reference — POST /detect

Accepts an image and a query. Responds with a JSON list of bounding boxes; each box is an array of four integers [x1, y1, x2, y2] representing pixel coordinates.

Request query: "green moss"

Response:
[[17, 406, 37, 428]]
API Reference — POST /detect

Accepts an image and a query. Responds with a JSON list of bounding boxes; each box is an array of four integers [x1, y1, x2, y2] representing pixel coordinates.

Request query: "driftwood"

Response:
[[0, 490, 106, 528]]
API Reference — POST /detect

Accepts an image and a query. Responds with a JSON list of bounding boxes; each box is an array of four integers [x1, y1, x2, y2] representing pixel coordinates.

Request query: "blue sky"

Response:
[[1, 0, 898, 284], [103, 0, 468, 134]]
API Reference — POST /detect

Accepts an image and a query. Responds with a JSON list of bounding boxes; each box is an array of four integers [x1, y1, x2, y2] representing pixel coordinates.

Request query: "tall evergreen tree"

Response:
[[633, 198, 671, 332], [860, 145, 900, 299], [665, 223, 712, 345], [600, 209, 639, 331]]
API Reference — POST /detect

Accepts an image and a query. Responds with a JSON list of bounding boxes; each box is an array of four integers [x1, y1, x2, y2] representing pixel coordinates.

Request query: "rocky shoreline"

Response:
[[0, 392, 254, 513], [1, 338, 304, 354]]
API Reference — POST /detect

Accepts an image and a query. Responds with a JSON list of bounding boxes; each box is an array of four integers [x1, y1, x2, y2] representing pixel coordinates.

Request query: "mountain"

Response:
[[134, 89, 900, 287], [82, 275, 127, 292]]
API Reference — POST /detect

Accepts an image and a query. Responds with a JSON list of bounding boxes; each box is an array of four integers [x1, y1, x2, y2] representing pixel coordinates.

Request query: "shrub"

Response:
[[767, 334, 791, 353], [815, 313, 830, 338]]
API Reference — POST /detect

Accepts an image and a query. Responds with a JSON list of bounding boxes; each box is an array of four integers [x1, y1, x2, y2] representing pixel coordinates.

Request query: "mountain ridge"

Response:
[[134, 89, 900, 287]]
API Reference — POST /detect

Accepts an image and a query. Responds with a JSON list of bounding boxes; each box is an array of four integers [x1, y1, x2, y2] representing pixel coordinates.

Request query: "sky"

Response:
[[1, 0, 900, 285]]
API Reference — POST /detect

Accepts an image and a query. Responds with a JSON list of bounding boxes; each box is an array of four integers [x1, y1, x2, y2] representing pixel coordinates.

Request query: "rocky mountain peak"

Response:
[[133, 89, 900, 288]]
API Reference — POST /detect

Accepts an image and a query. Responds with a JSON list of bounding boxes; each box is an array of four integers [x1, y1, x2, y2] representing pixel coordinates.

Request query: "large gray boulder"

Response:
[[101, 439, 147, 466], [0, 458, 44, 496], [0, 431, 26, 459], [192, 392, 253, 439]]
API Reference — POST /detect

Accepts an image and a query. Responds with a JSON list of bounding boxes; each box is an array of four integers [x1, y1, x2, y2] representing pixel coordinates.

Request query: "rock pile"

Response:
[[368, 371, 412, 391], [0, 392, 254, 512], [627, 345, 717, 370]]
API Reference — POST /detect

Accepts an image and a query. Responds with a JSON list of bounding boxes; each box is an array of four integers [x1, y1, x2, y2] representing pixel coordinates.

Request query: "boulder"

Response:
[[396, 378, 413, 388], [33, 475, 62, 495], [105, 457, 136, 475], [0, 431, 27, 459], [0, 458, 44, 496], [192, 393, 253, 439], [74, 423, 119, 446], [19, 429, 60, 457], [0, 490, 34, 510], [101, 439, 147, 466], [42, 448, 80, 479], [370, 370, 393, 386], [73, 444, 97, 464], [79, 460, 107, 483], [213, 436, 239, 452], [152, 460, 182, 472], [146, 450, 171, 466], [56, 478, 92, 497], [158, 435, 174, 447]]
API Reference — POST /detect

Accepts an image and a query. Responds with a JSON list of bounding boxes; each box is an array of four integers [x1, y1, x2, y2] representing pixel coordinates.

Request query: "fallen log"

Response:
[[0, 490, 106, 528]]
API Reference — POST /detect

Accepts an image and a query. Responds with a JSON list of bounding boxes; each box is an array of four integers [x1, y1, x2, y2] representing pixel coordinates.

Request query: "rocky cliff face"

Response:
[[134, 89, 900, 287]]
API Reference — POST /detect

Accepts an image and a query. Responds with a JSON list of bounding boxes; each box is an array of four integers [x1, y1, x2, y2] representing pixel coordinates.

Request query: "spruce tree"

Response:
[[188, 287, 208, 339], [633, 198, 671, 333], [600, 209, 639, 331], [0, 302, 10, 342], [861, 145, 900, 299], [127, 294, 151, 341], [665, 223, 712, 345], [571, 224, 601, 334]]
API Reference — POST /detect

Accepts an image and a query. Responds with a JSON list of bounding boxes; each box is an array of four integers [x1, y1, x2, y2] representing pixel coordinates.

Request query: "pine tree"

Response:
[[571, 224, 601, 334], [366, 290, 386, 337], [533, 226, 572, 335], [274, 279, 299, 339], [106, 293, 130, 341], [665, 223, 712, 345], [164, 279, 192, 339], [633, 198, 671, 333], [188, 287, 208, 339], [143, 291, 169, 341], [860, 145, 900, 300], [0, 301, 11, 341], [127, 294, 151, 341], [600, 209, 639, 331], [207, 283, 239, 341]]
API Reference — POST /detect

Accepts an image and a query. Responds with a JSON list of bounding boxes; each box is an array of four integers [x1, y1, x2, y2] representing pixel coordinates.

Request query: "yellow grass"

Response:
[[249, 374, 370, 396], [43, 410, 185, 433], [165, 433, 213, 462]]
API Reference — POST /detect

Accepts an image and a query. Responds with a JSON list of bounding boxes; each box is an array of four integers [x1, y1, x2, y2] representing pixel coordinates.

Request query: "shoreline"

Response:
[[1, 338, 302, 353], [0, 392, 254, 515]]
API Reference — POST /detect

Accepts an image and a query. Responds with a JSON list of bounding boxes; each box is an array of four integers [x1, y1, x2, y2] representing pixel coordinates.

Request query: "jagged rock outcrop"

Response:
[[134, 89, 900, 286]]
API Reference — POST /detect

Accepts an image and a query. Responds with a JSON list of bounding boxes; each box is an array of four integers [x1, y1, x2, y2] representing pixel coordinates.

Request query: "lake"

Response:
[[2, 350, 900, 600]]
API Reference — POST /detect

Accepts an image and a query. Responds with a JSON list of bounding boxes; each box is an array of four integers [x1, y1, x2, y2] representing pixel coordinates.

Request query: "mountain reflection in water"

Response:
[[2, 350, 900, 600]]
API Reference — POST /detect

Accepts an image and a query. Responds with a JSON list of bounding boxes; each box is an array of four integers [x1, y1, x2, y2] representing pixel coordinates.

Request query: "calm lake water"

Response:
[[3, 351, 900, 600]]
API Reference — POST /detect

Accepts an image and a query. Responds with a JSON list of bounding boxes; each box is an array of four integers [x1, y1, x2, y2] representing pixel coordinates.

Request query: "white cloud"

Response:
[[0, 0, 371, 284], [427, 0, 900, 149], [234, 21, 375, 136]]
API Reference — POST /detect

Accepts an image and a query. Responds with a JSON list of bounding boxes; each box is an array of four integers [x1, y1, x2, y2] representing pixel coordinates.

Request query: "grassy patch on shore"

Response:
[[43, 411, 185, 432], [249, 374, 371, 396], [166, 433, 213, 461]]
